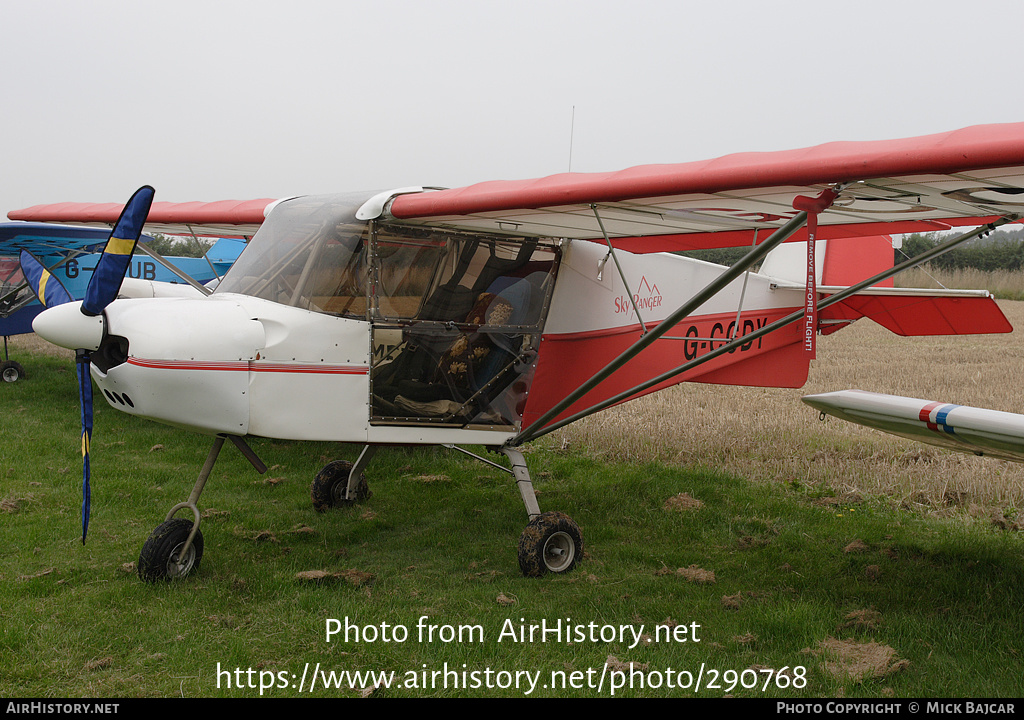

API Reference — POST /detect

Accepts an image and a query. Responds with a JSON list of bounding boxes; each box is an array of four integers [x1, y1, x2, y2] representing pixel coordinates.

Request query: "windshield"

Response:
[[215, 193, 371, 316]]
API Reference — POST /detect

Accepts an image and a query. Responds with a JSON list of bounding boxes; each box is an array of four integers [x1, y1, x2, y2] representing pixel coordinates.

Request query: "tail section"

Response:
[[759, 234, 1011, 337], [759, 235, 894, 287], [820, 236, 895, 288]]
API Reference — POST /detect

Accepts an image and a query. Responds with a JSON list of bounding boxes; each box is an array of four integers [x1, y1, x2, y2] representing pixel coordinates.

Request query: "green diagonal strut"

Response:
[[512, 208, 816, 446], [512, 214, 1019, 445]]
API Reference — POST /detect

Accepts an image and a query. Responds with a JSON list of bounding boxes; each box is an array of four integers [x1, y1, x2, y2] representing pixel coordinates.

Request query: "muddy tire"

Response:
[[518, 511, 583, 577], [311, 460, 371, 512], [137, 518, 203, 582]]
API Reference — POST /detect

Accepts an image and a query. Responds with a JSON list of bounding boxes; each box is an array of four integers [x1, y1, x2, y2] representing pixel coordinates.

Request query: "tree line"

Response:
[[143, 233, 214, 258], [897, 228, 1024, 272]]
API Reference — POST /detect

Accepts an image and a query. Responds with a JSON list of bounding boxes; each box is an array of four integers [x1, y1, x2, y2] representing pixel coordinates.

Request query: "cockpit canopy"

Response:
[[217, 192, 559, 324], [217, 192, 562, 429], [215, 193, 370, 314]]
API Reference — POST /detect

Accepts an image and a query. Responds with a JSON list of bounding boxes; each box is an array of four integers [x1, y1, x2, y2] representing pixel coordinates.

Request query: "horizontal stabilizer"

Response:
[[803, 389, 1024, 463], [764, 282, 1013, 336], [817, 287, 1011, 336]]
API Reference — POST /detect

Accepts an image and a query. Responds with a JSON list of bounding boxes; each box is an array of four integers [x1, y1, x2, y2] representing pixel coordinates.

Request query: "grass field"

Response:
[[2, 307, 1023, 698]]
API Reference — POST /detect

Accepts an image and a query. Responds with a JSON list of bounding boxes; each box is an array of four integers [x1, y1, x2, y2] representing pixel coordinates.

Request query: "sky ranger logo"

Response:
[[614, 276, 663, 317]]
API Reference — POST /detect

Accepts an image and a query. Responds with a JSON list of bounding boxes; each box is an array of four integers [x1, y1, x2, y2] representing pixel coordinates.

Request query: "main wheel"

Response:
[[518, 511, 583, 577], [311, 460, 371, 512], [138, 518, 204, 582], [1, 361, 24, 383]]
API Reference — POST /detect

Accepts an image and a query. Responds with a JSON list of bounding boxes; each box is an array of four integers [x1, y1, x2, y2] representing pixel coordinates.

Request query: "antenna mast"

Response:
[[568, 106, 575, 172]]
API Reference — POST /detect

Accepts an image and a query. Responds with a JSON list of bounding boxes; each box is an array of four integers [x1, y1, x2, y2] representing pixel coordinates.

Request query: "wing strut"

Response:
[[512, 213, 1020, 445], [592, 204, 647, 333], [728, 229, 759, 343], [513, 190, 840, 446], [134, 243, 213, 296]]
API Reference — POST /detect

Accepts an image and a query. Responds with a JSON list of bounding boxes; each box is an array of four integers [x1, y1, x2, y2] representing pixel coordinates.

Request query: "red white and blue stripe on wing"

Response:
[[802, 389, 1024, 464], [918, 401, 961, 435]]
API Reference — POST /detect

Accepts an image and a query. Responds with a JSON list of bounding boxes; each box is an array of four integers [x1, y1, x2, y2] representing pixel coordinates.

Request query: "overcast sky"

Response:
[[2, 0, 1022, 220]]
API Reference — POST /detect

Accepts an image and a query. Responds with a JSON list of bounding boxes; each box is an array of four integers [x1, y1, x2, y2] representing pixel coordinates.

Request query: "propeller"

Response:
[[82, 186, 155, 316], [23, 185, 155, 543], [18, 250, 75, 309]]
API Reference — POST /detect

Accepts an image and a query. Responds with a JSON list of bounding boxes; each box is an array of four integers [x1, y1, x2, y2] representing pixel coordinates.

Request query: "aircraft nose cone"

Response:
[[33, 301, 105, 351]]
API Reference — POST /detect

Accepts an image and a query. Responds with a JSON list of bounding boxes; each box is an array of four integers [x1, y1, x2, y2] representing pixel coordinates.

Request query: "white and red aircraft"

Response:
[[12, 122, 1024, 581]]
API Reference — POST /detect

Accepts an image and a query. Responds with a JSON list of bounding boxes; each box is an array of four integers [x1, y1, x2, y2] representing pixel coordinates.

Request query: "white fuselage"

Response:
[[34, 192, 814, 445], [88, 238, 805, 444]]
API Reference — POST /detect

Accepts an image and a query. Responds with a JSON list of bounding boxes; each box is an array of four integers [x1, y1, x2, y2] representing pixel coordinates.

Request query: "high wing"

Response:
[[9, 124, 1024, 251], [8, 124, 1020, 364], [803, 390, 1024, 464], [8, 199, 278, 238], [0, 222, 123, 255], [384, 122, 1024, 252]]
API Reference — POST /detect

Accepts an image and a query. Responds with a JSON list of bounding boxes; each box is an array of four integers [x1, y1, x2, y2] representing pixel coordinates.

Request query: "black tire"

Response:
[[1, 361, 24, 383], [310, 460, 371, 512], [137, 518, 204, 582], [518, 511, 583, 577]]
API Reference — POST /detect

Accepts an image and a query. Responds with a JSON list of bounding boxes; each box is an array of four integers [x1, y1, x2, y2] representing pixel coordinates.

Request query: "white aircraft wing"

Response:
[[802, 389, 1024, 463]]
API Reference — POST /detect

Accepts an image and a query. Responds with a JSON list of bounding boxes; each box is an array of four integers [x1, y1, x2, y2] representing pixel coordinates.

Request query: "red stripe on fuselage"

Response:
[[126, 357, 369, 375]]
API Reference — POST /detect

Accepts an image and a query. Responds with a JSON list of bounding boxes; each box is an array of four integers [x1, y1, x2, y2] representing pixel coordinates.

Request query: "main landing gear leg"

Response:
[[2, 337, 25, 382], [500, 447, 583, 578], [137, 435, 267, 582]]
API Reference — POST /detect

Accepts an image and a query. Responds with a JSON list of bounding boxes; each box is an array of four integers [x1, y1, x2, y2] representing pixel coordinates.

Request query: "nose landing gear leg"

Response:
[[137, 435, 266, 582]]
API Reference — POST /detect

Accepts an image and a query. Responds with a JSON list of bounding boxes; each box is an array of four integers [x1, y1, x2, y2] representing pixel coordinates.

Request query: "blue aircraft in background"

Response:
[[1, 222, 243, 382]]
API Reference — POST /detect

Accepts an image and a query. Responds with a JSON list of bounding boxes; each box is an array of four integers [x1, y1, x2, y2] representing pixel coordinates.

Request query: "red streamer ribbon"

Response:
[[792, 189, 838, 359]]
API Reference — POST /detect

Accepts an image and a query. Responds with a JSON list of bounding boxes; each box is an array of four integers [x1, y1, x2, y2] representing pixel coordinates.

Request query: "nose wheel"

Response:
[[138, 518, 204, 582], [136, 434, 266, 582]]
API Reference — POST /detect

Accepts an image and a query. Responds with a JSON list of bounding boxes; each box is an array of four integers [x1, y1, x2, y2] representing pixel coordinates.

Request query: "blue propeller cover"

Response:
[[19, 250, 74, 307], [76, 351, 93, 543], [81, 185, 155, 316]]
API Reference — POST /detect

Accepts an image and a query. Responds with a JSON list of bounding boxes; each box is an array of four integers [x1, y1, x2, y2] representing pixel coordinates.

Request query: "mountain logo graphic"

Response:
[[614, 276, 663, 316]]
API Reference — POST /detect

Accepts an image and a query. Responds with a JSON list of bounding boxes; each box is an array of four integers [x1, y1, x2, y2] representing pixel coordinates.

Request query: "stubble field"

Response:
[[556, 299, 1024, 518]]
